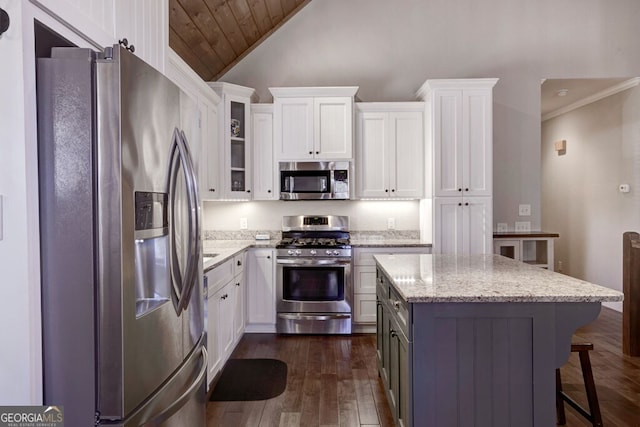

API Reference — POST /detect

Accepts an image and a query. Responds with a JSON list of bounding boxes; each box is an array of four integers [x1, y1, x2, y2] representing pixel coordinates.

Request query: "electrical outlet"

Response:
[[518, 204, 531, 216], [240, 218, 248, 230], [387, 218, 395, 230], [514, 221, 530, 232], [496, 222, 508, 232]]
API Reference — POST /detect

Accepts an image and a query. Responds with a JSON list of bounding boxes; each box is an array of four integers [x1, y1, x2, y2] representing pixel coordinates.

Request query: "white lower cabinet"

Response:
[[205, 251, 246, 387], [352, 246, 431, 331], [245, 248, 276, 332]]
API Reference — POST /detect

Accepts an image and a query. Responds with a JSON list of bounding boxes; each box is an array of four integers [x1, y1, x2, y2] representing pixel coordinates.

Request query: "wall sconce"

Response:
[[554, 139, 566, 155]]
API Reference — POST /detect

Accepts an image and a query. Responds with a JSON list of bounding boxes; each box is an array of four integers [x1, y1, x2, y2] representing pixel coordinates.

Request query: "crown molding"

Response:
[[542, 78, 640, 121]]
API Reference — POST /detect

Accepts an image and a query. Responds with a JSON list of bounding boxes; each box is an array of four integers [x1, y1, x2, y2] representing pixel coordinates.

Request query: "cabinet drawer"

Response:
[[389, 285, 409, 337], [353, 294, 377, 323], [354, 266, 377, 293], [233, 252, 246, 276], [206, 259, 234, 296], [376, 269, 389, 299]]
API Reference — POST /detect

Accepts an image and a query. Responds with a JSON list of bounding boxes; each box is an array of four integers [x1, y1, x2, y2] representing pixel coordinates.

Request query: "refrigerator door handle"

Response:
[[168, 127, 199, 314], [175, 129, 200, 313], [167, 129, 185, 314]]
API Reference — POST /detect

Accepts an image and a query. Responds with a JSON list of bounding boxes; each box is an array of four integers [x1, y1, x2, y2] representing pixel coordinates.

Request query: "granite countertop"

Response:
[[202, 239, 277, 271], [201, 238, 431, 271], [374, 253, 624, 303], [350, 238, 431, 248]]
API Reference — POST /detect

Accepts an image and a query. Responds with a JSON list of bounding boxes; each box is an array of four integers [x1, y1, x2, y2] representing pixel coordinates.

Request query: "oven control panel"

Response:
[[277, 248, 352, 258]]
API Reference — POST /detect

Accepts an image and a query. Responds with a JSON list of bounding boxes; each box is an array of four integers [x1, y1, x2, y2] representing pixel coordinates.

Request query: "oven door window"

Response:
[[282, 266, 344, 301], [281, 171, 331, 193]]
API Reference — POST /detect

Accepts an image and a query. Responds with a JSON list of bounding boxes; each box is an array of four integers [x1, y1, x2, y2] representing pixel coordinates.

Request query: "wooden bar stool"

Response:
[[556, 343, 603, 426]]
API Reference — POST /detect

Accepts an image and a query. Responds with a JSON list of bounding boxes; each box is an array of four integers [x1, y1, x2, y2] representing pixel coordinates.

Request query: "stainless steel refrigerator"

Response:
[[37, 45, 206, 426]]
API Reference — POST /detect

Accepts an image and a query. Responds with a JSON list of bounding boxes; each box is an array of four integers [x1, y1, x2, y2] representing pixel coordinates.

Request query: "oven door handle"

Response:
[[277, 313, 351, 321], [276, 258, 351, 266]]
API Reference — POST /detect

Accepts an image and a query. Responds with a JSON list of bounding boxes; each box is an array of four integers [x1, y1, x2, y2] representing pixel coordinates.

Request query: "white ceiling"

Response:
[[541, 78, 634, 117]]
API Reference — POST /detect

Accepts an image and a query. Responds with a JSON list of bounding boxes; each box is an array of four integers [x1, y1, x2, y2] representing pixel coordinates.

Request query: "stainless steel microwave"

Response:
[[279, 161, 350, 200]]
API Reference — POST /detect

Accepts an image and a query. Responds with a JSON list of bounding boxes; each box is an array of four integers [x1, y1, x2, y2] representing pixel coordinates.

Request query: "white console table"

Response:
[[494, 231, 559, 270]]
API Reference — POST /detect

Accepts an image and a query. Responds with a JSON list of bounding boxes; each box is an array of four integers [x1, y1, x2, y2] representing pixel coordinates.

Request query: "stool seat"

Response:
[[556, 342, 603, 426]]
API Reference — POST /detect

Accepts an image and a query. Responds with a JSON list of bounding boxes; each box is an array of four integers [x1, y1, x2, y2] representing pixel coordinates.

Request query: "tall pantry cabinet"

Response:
[[418, 79, 498, 255]]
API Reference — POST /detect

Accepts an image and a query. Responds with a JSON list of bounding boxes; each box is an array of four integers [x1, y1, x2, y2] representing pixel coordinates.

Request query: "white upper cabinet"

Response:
[[419, 80, 497, 198], [165, 50, 221, 201], [209, 82, 258, 200], [273, 97, 314, 160], [251, 104, 277, 200], [418, 78, 498, 255], [115, 0, 167, 73], [271, 87, 358, 161], [314, 97, 353, 159], [30, 0, 117, 47], [356, 103, 425, 199], [31, 0, 166, 72]]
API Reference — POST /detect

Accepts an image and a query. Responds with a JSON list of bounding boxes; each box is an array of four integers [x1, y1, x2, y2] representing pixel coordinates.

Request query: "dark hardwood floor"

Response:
[[207, 308, 640, 426]]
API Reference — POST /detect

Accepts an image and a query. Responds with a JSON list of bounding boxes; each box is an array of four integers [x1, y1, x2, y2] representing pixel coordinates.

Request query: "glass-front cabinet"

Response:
[[209, 82, 257, 199]]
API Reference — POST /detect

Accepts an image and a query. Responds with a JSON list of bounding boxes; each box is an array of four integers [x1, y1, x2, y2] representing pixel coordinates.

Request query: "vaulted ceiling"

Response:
[[169, 0, 310, 81]]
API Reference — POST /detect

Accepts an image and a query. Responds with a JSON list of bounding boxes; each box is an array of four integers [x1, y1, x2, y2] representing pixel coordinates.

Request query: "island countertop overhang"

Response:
[[374, 254, 624, 304]]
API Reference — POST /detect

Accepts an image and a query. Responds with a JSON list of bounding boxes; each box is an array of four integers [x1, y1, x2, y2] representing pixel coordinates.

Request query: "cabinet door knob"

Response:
[[267, 255, 271, 259], [458, 202, 462, 206], [465, 202, 469, 206], [237, 260, 242, 266], [267, 190, 271, 193], [391, 189, 395, 192], [465, 188, 469, 192], [247, 189, 251, 193], [236, 282, 240, 286], [458, 188, 462, 192], [315, 151, 319, 155], [385, 189, 389, 193], [309, 151, 313, 155], [393, 300, 401, 310], [209, 188, 215, 192], [390, 330, 397, 338]]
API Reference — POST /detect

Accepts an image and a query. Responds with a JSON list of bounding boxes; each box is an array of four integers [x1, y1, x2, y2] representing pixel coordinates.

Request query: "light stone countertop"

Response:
[[374, 253, 624, 303], [350, 238, 431, 248], [201, 238, 431, 272], [202, 239, 277, 272]]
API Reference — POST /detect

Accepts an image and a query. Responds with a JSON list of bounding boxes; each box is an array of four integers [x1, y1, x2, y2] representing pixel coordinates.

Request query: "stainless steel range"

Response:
[[276, 215, 352, 334]]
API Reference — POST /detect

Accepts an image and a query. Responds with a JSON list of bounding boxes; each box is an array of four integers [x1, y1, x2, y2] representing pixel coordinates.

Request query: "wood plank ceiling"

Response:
[[169, 0, 310, 81]]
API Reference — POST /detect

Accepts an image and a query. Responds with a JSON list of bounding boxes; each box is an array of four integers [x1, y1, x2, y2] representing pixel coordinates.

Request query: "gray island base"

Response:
[[373, 254, 623, 427]]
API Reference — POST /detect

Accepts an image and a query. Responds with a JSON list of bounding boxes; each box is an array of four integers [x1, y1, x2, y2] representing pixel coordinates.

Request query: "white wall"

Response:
[[541, 87, 640, 311], [203, 200, 421, 233], [220, 0, 640, 231], [0, 0, 38, 404]]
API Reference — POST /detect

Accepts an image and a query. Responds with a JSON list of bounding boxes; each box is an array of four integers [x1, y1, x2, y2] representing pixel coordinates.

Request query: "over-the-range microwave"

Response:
[[279, 161, 350, 200]]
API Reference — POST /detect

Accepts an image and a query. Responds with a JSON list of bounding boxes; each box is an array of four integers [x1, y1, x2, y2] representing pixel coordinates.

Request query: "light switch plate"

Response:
[[515, 221, 531, 232], [239, 218, 248, 230], [387, 218, 395, 230], [496, 222, 508, 232]]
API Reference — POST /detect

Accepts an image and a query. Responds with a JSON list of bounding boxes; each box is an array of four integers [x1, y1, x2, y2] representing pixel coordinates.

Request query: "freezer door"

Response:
[[95, 46, 203, 421]]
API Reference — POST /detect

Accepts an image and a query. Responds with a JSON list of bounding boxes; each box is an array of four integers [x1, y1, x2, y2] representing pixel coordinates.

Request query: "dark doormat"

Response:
[[209, 358, 287, 401]]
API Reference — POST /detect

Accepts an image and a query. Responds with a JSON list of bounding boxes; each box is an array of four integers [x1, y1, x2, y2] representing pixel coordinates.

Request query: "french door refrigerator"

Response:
[[37, 45, 206, 426]]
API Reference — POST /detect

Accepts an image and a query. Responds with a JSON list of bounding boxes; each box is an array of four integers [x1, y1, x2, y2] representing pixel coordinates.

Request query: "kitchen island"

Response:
[[374, 253, 623, 427]]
